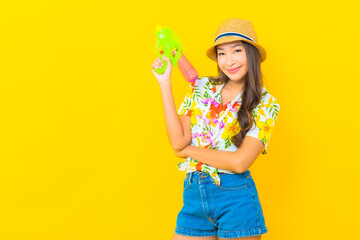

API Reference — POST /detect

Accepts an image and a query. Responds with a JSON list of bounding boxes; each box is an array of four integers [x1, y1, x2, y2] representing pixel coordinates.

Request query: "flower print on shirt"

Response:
[[177, 80, 196, 116], [177, 77, 280, 185], [193, 131, 217, 149], [221, 119, 240, 140], [208, 101, 223, 119]]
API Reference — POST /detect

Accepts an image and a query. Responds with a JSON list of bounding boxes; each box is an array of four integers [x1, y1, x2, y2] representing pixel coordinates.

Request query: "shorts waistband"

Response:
[[188, 170, 250, 176], [186, 170, 251, 183]]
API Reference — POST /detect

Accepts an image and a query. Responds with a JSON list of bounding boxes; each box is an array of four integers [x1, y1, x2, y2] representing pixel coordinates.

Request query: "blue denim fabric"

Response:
[[175, 170, 268, 238]]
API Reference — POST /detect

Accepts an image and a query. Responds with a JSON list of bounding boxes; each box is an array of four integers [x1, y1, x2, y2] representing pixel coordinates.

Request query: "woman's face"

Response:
[[216, 40, 248, 82]]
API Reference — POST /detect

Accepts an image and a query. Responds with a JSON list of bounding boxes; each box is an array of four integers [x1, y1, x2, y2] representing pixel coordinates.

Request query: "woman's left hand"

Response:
[[174, 145, 190, 158]]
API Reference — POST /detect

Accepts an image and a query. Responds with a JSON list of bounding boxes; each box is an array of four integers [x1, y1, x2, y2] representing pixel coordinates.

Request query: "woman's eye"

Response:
[[235, 49, 242, 53], [218, 52, 224, 56]]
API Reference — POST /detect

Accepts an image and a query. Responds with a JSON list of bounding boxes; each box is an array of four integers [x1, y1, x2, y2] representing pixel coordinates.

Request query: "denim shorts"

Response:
[[175, 170, 267, 238]]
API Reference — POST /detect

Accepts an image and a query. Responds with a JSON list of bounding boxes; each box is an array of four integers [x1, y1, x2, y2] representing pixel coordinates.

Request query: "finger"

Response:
[[153, 60, 162, 68], [162, 56, 172, 67], [151, 65, 159, 75], [151, 64, 159, 71], [156, 59, 164, 65], [154, 58, 160, 64], [156, 57, 163, 63], [153, 63, 162, 70], [162, 55, 170, 62]]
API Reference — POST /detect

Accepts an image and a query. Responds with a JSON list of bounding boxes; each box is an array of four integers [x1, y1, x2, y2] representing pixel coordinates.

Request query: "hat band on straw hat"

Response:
[[214, 32, 255, 43]]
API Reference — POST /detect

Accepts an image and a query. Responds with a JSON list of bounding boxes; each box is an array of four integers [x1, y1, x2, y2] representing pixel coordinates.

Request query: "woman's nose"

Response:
[[226, 54, 235, 66]]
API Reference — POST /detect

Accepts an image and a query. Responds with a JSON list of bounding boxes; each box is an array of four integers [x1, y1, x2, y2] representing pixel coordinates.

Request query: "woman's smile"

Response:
[[227, 66, 241, 74]]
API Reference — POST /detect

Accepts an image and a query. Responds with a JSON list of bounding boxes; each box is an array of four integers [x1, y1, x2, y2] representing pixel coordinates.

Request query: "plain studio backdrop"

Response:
[[0, 0, 359, 239]]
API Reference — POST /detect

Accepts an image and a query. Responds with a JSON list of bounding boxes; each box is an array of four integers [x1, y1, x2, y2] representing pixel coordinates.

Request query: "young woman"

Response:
[[151, 18, 280, 240]]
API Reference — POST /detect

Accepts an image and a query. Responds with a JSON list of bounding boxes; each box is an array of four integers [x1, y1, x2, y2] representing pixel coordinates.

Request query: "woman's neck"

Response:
[[224, 79, 245, 94]]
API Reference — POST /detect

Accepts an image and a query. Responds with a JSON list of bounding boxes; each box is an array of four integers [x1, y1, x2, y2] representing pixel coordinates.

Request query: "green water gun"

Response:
[[154, 25, 198, 82]]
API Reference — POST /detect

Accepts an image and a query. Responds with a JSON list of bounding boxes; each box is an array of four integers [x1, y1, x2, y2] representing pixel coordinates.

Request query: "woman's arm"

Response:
[[152, 55, 191, 151], [176, 136, 265, 173], [159, 83, 191, 150]]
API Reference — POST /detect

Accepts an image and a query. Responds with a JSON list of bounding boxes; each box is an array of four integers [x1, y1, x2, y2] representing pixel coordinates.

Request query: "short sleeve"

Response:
[[177, 81, 196, 117], [245, 95, 280, 154]]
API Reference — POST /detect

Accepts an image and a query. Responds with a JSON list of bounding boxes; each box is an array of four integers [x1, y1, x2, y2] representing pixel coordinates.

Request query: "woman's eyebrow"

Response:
[[217, 44, 243, 50]]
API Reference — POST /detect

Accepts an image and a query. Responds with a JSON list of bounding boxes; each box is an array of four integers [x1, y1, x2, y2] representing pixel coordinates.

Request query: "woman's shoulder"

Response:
[[192, 76, 210, 86], [192, 76, 221, 91], [260, 86, 281, 109]]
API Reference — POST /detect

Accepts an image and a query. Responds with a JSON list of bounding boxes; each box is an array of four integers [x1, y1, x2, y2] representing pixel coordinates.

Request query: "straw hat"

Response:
[[206, 18, 267, 63]]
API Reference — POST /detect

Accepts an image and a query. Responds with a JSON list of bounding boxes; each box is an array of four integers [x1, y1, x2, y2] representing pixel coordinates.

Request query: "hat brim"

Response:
[[206, 36, 267, 63]]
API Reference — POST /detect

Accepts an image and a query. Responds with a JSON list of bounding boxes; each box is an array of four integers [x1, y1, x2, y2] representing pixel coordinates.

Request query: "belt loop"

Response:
[[243, 170, 251, 179], [189, 172, 193, 185]]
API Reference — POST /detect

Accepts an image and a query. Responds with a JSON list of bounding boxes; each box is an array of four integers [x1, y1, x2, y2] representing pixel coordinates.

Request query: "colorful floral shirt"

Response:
[[177, 76, 280, 185]]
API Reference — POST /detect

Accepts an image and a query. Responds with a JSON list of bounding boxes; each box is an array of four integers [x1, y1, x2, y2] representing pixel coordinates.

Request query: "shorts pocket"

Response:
[[215, 174, 249, 191]]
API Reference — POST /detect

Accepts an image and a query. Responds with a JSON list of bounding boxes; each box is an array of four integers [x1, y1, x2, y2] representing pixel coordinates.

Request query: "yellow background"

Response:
[[1, 0, 359, 239]]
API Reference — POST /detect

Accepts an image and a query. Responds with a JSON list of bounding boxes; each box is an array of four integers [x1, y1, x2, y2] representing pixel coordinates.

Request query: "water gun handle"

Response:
[[154, 42, 167, 74]]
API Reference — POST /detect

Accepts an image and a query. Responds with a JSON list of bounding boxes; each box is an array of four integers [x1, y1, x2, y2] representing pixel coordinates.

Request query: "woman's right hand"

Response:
[[151, 55, 173, 85]]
